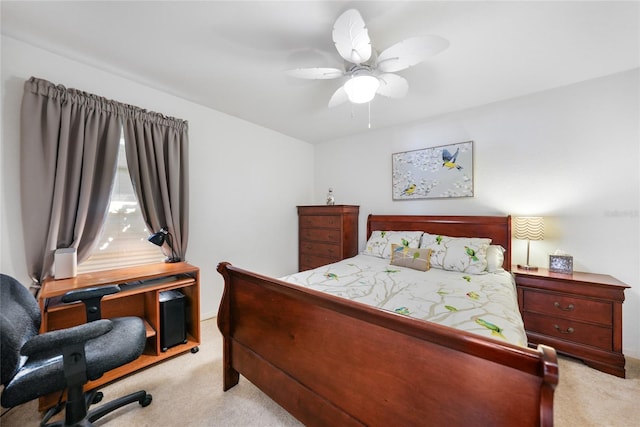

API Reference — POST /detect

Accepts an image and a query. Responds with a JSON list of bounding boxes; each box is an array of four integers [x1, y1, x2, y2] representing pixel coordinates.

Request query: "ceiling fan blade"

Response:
[[377, 35, 449, 73], [376, 74, 409, 98], [332, 9, 372, 64], [328, 86, 349, 108], [285, 67, 344, 79]]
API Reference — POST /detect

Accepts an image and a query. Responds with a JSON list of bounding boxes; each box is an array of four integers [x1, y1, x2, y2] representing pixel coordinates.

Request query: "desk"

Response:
[[38, 262, 200, 409]]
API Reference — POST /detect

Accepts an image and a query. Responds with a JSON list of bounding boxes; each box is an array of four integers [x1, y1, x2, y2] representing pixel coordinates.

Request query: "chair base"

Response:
[[42, 389, 152, 427]]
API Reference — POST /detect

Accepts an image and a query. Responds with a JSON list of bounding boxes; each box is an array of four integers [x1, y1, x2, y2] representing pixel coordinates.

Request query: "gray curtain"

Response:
[[20, 77, 121, 288], [122, 110, 189, 261]]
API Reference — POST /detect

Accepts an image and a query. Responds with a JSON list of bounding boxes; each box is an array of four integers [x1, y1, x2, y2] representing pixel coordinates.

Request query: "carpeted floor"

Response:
[[2, 318, 639, 426]]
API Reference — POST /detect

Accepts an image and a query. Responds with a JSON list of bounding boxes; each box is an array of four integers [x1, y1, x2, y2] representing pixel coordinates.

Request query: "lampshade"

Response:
[[514, 217, 544, 241], [148, 228, 168, 246], [344, 73, 379, 104]]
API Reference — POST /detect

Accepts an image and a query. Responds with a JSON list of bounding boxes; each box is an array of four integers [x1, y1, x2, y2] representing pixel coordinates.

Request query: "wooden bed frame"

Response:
[[217, 215, 558, 426]]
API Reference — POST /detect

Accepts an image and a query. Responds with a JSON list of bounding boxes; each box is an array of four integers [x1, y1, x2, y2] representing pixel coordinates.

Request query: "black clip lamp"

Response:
[[148, 227, 180, 263]]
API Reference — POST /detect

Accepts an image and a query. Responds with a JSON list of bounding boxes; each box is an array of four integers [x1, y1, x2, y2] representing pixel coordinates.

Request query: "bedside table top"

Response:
[[512, 266, 629, 289]]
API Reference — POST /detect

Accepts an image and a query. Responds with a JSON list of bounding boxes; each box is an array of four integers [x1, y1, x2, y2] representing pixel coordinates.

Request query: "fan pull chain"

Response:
[[348, 102, 373, 129]]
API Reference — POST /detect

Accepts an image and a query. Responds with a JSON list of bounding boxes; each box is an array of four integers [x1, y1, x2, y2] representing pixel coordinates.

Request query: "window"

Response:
[[78, 137, 164, 273]]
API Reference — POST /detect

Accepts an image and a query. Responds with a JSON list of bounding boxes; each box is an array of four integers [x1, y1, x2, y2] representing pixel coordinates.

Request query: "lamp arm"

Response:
[[166, 231, 179, 262]]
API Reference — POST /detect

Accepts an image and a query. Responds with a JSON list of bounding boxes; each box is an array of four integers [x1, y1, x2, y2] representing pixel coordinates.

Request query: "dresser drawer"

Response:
[[299, 215, 341, 229], [299, 254, 337, 271], [522, 289, 612, 325], [523, 312, 612, 351], [300, 228, 341, 243], [300, 241, 341, 258]]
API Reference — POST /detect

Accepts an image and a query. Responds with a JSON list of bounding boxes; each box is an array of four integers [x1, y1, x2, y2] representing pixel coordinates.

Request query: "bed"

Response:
[[217, 215, 558, 426]]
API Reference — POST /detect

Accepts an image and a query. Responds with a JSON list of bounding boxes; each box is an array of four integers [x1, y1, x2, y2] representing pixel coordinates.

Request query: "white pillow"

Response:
[[363, 231, 423, 259], [420, 233, 491, 274], [486, 245, 506, 272]]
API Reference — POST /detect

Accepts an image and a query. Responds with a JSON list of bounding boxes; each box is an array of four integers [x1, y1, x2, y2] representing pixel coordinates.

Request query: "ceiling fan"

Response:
[[285, 9, 449, 107]]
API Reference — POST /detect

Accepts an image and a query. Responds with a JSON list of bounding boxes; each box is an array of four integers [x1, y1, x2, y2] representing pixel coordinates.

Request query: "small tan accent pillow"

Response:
[[390, 244, 432, 271]]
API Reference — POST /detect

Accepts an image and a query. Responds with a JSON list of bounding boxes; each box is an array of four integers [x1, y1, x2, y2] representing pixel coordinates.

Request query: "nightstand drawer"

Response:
[[300, 241, 341, 258], [300, 228, 341, 243], [522, 289, 612, 325], [300, 215, 341, 229], [523, 312, 612, 351]]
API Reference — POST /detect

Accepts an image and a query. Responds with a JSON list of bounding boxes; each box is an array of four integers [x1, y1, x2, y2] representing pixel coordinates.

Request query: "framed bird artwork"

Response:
[[392, 141, 474, 200]]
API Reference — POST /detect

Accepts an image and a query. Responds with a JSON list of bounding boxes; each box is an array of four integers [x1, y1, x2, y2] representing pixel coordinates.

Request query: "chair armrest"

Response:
[[61, 285, 121, 322], [20, 319, 113, 357], [61, 285, 121, 304]]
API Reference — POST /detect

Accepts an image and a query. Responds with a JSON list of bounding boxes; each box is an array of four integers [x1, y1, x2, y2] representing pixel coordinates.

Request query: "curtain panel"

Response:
[[20, 77, 189, 291], [20, 77, 121, 287], [122, 109, 189, 262]]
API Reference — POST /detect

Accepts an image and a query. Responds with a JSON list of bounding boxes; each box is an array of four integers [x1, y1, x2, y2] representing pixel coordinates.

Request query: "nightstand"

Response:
[[297, 205, 359, 271], [513, 267, 629, 378]]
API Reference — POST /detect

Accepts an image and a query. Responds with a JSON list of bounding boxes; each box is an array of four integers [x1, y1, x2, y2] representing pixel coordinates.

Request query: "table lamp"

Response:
[[514, 216, 544, 270], [148, 227, 180, 263]]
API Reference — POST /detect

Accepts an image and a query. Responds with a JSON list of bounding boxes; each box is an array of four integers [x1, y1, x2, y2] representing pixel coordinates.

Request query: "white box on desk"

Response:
[[54, 248, 77, 279]]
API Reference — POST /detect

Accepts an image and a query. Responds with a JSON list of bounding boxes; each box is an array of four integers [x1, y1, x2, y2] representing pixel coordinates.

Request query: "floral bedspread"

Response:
[[280, 254, 527, 347]]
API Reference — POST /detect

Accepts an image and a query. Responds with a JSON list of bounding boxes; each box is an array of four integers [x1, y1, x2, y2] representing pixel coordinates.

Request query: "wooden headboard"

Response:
[[367, 214, 512, 270]]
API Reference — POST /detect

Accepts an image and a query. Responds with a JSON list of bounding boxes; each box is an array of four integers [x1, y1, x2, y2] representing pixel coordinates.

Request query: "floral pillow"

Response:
[[363, 231, 423, 259], [420, 233, 491, 274], [390, 244, 432, 271]]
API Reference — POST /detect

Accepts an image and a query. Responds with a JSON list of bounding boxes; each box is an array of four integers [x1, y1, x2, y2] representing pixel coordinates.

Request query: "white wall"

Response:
[[1, 36, 315, 319], [315, 69, 640, 359]]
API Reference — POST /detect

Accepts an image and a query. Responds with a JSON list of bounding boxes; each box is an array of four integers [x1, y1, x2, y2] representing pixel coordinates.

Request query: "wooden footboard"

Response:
[[217, 262, 558, 427]]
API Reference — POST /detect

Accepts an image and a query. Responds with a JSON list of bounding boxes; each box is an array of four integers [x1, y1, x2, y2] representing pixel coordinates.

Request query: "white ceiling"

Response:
[[2, 1, 638, 144]]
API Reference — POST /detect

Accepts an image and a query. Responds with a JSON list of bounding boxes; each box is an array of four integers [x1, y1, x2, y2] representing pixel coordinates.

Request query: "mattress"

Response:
[[281, 254, 527, 347]]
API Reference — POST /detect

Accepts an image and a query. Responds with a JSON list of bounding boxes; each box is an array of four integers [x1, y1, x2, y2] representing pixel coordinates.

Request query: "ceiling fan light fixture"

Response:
[[344, 74, 379, 104], [286, 9, 448, 110]]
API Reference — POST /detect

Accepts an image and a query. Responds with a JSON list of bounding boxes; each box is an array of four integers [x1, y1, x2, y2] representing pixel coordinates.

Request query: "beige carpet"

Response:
[[3, 318, 639, 426]]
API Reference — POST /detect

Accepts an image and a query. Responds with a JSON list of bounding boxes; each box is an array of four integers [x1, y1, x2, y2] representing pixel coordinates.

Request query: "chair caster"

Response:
[[139, 393, 152, 407], [191, 346, 199, 354], [92, 392, 103, 405]]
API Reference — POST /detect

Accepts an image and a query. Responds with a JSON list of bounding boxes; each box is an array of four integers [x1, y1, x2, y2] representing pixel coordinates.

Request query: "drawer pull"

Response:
[[553, 324, 574, 334], [554, 302, 574, 311]]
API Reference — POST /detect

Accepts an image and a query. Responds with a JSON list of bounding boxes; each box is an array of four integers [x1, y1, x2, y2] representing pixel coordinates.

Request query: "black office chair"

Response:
[[0, 273, 152, 426]]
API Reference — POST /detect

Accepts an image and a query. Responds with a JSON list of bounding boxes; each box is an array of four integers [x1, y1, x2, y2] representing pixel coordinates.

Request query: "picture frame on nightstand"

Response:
[[549, 254, 573, 274]]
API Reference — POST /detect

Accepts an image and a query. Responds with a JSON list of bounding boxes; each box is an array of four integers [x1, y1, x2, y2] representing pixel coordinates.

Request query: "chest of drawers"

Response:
[[297, 205, 359, 271], [514, 267, 629, 377]]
